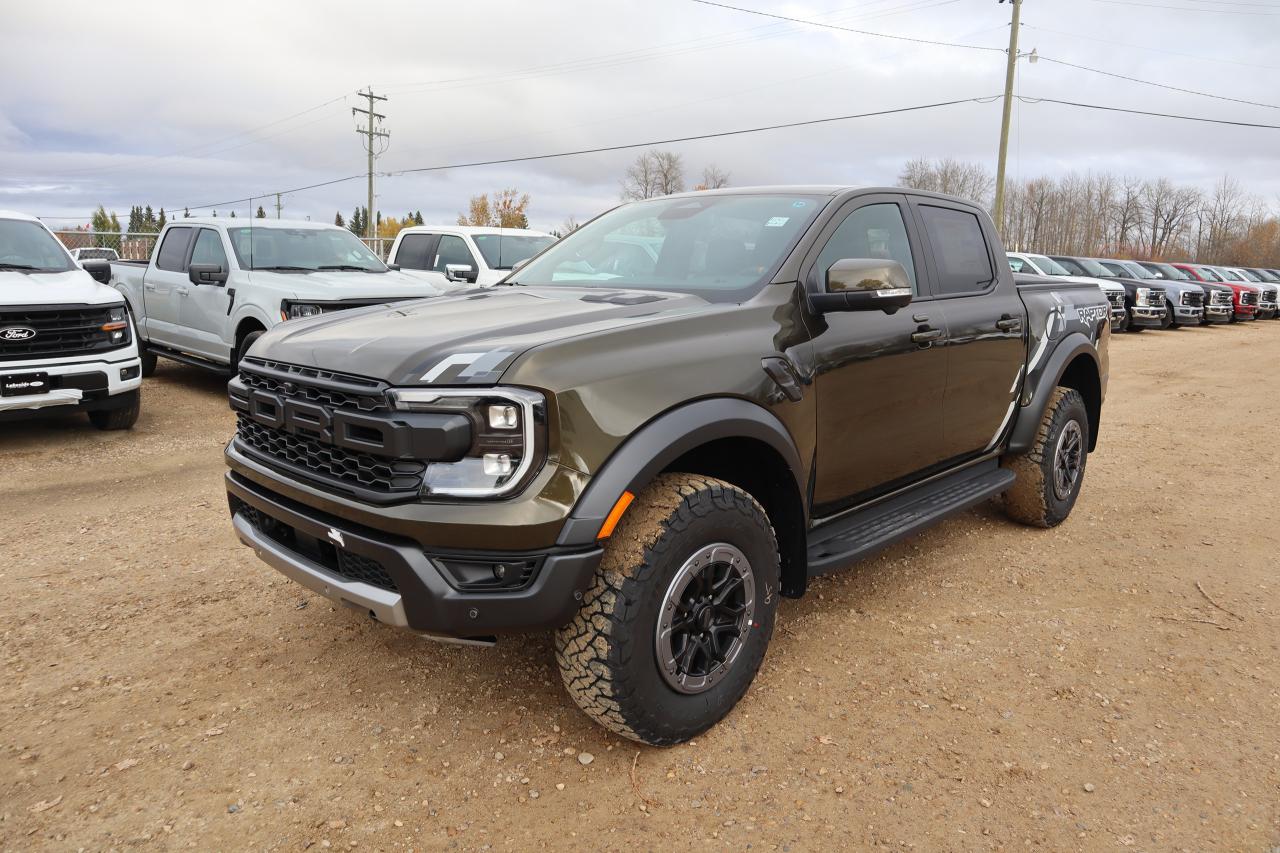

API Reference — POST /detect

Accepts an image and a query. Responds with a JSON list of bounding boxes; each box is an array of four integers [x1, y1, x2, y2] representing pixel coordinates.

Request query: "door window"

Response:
[[433, 235, 476, 272], [918, 205, 994, 295], [190, 229, 229, 270], [814, 203, 917, 293], [155, 227, 193, 272], [396, 233, 436, 270]]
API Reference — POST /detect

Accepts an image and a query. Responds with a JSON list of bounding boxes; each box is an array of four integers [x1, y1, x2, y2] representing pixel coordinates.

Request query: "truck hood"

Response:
[[248, 267, 452, 300], [1111, 275, 1201, 297], [0, 269, 125, 308], [251, 285, 712, 386]]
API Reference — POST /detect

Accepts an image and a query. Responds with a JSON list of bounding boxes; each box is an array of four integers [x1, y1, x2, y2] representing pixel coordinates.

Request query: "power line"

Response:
[[1090, 0, 1280, 12], [1036, 55, 1280, 110], [688, 0, 1004, 52], [384, 97, 1000, 177], [1018, 96, 1280, 129], [1021, 23, 1280, 72]]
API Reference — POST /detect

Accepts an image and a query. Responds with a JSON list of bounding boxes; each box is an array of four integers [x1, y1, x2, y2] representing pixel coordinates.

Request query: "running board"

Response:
[[148, 344, 232, 374], [806, 462, 1015, 578]]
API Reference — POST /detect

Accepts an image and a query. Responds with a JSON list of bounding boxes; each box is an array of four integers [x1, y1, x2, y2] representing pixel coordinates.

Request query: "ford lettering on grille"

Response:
[[0, 326, 36, 341]]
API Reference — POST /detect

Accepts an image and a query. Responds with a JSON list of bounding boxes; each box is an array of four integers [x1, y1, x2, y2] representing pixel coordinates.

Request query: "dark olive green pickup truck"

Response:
[[224, 186, 1109, 745]]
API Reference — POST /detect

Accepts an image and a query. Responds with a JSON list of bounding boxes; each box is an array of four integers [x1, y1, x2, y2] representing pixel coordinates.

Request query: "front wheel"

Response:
[[555, 474, 780, 746], [1161, 305, 1174, 329], [87, 390, 140, 431], [1001, 387, 1089, 528], [139, 347, 158, 377]]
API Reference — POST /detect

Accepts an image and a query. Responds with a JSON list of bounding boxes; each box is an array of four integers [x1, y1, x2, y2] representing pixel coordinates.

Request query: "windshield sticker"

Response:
[[765, 217, 790, 228], [792, 201, 808, 208]]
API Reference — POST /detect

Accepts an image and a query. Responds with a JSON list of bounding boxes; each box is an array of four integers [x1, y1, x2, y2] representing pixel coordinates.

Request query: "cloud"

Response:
[[2, 0, 1276, 230]]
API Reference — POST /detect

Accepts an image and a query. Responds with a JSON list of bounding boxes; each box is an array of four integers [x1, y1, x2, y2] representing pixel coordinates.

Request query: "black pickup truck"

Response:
[[223, 187, 1110, 745]]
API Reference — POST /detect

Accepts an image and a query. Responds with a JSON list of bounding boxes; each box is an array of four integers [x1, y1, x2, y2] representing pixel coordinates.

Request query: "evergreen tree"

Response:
[[256, 205, 267, 219], [229, 210, 237, 218], [143, 205, 156, 231], [334, 211, 345, 228], [127, 205, 141, 234], [183, 207, 191, 219], [212, 210, 218, 217], [157, 209, 166, 229], [414, 210, 424, 226]]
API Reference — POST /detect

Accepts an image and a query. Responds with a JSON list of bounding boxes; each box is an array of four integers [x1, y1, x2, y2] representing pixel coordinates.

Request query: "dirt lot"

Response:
[[3, 323, 1278, 852]]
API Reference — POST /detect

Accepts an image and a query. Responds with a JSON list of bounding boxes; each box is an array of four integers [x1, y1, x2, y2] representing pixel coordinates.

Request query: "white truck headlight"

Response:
[[102, 304, 131, 345], [281, 301, 325, 320], [1135, 287, 1150, 307], [388, 387, 546, 498]]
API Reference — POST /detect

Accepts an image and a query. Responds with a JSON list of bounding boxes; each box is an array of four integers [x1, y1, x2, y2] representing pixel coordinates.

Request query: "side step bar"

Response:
[[806, 461, 1015, 577], [147, 343, 232, 374]]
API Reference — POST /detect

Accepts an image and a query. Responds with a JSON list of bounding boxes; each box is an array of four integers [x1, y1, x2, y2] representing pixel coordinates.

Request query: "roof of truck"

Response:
[[0, 210, 41, 222], [398, 225, 551, 237], [175, 217, 339, 230]]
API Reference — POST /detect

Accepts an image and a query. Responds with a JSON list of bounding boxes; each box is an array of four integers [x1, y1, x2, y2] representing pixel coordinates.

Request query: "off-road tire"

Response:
[[555, 473, 780, 746], [87, 390, 140, 431], [233, 330, 263, 373], [1160, 305, 1174, 329], [139, 347, 158, 377], [1001, 387, 1089, 528]]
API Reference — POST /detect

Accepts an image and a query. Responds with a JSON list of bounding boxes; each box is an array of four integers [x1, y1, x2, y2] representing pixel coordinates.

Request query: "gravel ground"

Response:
[[2, 323, 1278, 851]]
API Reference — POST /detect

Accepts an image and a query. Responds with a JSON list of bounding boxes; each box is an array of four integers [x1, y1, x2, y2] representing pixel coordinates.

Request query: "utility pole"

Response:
[[353, 87, 389, 241], [274, 193, 282, 219], [993, 0, 1022, 234]]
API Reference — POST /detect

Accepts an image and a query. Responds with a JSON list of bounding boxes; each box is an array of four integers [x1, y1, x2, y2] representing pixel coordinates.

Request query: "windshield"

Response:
[[1075, 258, 1115, 277], [0, 218, 76, 272], [1191, 265, 1222, 282], [228, 227, 387, 272], [1237, 268, 1262, 282], [1117, 260, 1156, 279], [1142, 262, 1188, 280], [505, 194, 826, 300], [1027, 254, 1071, 276], [1215, 267, 1243, 282], [472, 234, 554, 270]]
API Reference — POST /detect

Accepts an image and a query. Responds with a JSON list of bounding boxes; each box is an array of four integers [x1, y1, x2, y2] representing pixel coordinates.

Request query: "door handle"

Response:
[[175, 286, 190, 296], [911, 328, 943, 345], [996, 315, 1023, 332], [144, 283, 156, 292]]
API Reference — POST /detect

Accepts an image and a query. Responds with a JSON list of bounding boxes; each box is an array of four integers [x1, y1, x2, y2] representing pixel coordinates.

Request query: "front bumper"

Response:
[[1204, 305, 1232, 323], [1256, 305, 1277, 320], [226, 469, 602, 638], [1172, 306, 1203, 325], [1129, 306, 1165, 327], [0, 353, 141, 415]]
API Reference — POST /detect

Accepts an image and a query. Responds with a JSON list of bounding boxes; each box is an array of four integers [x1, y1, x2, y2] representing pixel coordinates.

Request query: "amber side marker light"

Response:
[[101, 321, 128, 331], [597, 490, 635, 540]]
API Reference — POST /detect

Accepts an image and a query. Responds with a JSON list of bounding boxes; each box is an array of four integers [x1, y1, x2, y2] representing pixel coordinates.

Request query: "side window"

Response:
[[433, 235, 476, 272], [155, 227, 193, 272], [814, 203, 917, 294], [190, 229, 228, 269], [918, 205, 994, 296], [396, 233, 436, 270]]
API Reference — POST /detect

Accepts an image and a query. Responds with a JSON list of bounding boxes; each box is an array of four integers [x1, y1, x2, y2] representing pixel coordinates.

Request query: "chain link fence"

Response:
[[51, 230, 393, 262]]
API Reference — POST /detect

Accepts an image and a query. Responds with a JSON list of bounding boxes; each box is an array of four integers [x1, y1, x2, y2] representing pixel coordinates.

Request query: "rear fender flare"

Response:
[[1007, 333, 1100, 455]]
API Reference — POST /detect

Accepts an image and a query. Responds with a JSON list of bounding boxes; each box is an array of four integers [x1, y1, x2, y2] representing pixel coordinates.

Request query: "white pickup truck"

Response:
[[107, 218, 451, 375], [0, 210, 142, 429], [386, 225, 554, 288]]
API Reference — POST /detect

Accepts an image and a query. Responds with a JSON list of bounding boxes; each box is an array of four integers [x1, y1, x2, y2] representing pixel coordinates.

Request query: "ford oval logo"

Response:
[[0, 326, 36, 341]]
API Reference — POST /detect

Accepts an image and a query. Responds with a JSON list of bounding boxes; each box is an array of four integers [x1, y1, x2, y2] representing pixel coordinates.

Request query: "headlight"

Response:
[[389, 387, 546, 498], [102, 304, 131, 345], [1135, 287, 1150, 307], [281, 301, 325, 320]]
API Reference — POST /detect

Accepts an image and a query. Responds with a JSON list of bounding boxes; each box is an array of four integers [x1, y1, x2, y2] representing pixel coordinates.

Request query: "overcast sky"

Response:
[[2, 0, 1277, 232]]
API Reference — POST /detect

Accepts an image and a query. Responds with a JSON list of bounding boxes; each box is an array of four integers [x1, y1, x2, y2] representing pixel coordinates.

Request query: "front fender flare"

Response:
[[555, 398, 805, 547]]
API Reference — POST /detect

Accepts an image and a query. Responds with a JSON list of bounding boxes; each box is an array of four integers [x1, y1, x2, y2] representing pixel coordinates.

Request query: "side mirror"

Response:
[[811, 258, 913, 313], [386, 263, 402, 271], [444, 263, 478, 284], [82, 259, 112, 285], [188, 263, 228, 286], [510, 257, 531, 273]]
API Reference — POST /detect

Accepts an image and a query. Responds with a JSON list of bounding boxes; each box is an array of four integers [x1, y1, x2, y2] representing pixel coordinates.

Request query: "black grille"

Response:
[[1106, 291, 1125, 309], [1261, 287, 1278, 305], [1241, 291, 1258, 307], [236, 414, 427, 494], [239, 361, 388, 413], [1148, 290, 1167, 307], [1211, 290, 1233, 306], [0, 305, 127, 362], [236, 502, 398, 592], [1181, 290, 1203, 308]]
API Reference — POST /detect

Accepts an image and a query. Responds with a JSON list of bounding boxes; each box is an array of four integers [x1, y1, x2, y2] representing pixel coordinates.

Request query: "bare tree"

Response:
[[897, 157, 994, 206], [697, 164, 731, 190], [621, 149, 685, 200]]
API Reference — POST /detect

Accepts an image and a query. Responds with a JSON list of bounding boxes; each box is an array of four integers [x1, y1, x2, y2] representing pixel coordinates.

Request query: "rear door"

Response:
[[804, 193, 950, 513], [142, 226, 194, 348], [175, 227, 234, 362], [912, 199, 1027, 460]]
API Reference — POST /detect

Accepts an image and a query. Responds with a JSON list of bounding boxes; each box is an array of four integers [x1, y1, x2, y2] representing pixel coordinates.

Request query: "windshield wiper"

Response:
[[316, 264, 381, 272], [0, 263, 38, 270], [254, 265, 315, 272]]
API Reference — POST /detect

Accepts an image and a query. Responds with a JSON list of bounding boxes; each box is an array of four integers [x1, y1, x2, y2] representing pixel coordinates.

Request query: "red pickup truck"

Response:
[[1172, 263, 1258, 322]]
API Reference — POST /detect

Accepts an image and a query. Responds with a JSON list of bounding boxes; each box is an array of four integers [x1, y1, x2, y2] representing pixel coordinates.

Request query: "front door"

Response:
[[804, 195, 950, 514]]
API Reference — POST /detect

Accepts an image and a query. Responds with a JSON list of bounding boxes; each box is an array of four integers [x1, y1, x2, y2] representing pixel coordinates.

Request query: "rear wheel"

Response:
[[555, 474, 780, 746], [1002, 387, 1089, 528]]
